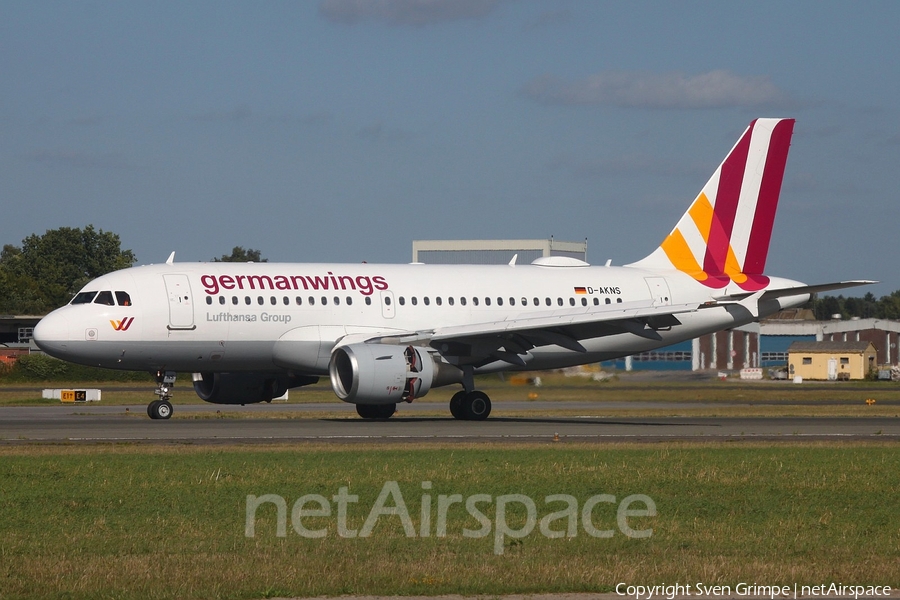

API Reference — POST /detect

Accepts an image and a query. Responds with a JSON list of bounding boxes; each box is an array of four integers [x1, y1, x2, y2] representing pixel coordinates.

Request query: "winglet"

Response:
[[166, 251, 175, 265]]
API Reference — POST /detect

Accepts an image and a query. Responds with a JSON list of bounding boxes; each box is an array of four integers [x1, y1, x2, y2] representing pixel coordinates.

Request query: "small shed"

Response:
[[788, 341, 877, 381]]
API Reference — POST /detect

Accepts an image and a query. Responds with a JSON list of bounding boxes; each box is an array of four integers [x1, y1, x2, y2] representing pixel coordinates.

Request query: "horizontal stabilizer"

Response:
[[714, 280, 877, 303]]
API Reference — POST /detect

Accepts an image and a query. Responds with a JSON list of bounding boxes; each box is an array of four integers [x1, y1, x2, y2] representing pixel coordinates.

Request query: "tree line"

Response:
[[805, 292, 900, 321], [0, 226, 264, 314]]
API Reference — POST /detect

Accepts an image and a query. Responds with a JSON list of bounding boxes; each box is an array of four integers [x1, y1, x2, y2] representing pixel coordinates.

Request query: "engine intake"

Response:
[[329, 344, 460, 405], [192, 372, 318, 404]]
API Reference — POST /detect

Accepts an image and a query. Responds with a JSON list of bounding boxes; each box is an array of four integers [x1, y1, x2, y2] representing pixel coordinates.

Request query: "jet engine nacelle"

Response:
[[329, 344, 461, 405], [192, 372, 318, 404]]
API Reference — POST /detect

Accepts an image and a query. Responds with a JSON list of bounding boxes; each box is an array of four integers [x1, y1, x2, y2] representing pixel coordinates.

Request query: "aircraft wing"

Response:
[[360, 300, 700, 368]]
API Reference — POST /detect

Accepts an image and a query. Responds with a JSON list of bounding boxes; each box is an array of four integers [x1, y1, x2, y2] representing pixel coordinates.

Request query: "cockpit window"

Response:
[[93, 291, 116, 306], [115, 291, 132, 306], [71, 291, 97, 305]]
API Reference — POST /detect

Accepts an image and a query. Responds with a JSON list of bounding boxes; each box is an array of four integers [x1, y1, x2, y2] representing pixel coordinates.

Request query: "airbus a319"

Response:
[[33, 119, 873, 420]]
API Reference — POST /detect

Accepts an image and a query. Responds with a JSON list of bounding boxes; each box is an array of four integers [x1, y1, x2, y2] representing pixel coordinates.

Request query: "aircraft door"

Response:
[[644, 277, 672, 306], [381, 291, 395, 319], [163, 274, 196, 330]]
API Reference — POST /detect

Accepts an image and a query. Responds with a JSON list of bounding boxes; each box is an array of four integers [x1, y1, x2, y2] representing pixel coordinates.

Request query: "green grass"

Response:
[[0, 442, 898, 599]]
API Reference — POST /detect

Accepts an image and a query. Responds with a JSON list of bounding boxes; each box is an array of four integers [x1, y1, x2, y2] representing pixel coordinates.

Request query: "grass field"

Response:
[[1, 442, 898, 600]]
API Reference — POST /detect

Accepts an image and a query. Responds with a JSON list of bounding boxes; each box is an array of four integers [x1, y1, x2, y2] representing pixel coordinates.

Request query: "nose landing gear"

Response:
[[148, 370, 176, 420]]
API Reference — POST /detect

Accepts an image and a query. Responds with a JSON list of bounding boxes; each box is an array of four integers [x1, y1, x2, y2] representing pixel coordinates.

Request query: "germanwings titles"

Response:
[[33, 119, 874, 420]]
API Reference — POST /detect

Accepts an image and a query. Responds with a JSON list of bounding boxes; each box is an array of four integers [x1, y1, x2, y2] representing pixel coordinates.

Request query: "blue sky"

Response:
[[2, 0, 899, 295]]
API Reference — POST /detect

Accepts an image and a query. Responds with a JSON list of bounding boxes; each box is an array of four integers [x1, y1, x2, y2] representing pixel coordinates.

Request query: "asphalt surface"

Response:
[[1, 402, 899, 444]]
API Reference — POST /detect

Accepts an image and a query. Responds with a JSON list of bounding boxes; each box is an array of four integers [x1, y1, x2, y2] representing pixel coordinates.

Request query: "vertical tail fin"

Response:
[[630, 118, 795, 291]]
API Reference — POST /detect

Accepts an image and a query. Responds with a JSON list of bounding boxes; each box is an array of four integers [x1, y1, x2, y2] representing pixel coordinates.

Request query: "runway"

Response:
[[2, 402, 899, 443]]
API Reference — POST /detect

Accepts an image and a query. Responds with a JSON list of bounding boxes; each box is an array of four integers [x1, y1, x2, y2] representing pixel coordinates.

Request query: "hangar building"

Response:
[[412, 238, 587, 265]]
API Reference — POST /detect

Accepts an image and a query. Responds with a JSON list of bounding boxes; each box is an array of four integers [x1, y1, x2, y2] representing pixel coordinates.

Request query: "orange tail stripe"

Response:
[[687, 193, 714, 243], [660, 228, 707, 281]]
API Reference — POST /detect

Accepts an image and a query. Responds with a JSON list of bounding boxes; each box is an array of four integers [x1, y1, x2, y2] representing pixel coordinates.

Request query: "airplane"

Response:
[[33, 118, 873, 421]]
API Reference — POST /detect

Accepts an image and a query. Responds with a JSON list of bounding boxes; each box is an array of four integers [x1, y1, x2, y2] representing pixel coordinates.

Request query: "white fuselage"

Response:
[[33, 260, 808, 376]]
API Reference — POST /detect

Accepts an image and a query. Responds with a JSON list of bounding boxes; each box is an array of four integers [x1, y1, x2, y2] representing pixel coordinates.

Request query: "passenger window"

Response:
[[115, 291, 132, 306], [399, 297, 405, 306], [581, 298, 587, 306], [283, 297, 290, 306], [569, 298, 576, 306], [497, 298, 503, 306], [334, 296, 340, 305], [593, 298, 599, 306], [412, 297, 418, 306], [233, 296, 239, 305], [424, 297, 430, 306], [557, 298, 563, 306], [270, 296, 277, 305], [448, 297, 454, 306], [309, 297, 316, 306], [71, 291, 98, 305], [206, 297, 213, 305], [219, 296, 226, 305], [245, 296, 251, 305], [346, 297, 352, 305], [460, 297, 467, 306], [605, 298, 611, 305], [509, 298, 515, 306], [365, 297, 371, 306], [616, 298, 623, 303], [384, 296, 391, 306], [296, 297, 303, 305], [94, 291, 115, 306], [485, 297, 491, 306], [472, 297, 479, 306], [545, 298, 551, 306], [257, 297, 264, 305], [321, 297, 328, 305]]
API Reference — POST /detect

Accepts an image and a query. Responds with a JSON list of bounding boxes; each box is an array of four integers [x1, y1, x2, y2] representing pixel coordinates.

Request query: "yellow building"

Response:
[[787, 341, 877, 381]]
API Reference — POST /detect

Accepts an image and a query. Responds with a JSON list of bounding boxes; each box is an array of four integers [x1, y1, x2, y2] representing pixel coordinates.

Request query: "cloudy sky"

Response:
[[2, 1, 899, 295]]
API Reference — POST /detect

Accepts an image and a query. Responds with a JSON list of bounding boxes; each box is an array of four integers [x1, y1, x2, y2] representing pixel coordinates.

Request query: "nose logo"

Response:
[[110, 317, 135, 331]]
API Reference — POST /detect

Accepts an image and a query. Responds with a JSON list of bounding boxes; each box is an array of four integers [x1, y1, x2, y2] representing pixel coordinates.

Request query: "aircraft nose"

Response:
[[32, 311, 72, 357]]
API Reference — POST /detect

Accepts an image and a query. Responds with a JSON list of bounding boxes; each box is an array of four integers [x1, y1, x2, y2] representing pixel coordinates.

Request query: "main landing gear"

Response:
[[148, 370, 176, 420], [449, 390, 492, 421], [448, 366, 491, 420]]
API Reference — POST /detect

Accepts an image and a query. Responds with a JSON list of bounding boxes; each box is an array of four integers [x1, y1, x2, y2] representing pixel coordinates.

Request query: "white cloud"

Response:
[[521, 70, 790, 109], [318, 0, 504, 26], [548, 153, 708, 180]]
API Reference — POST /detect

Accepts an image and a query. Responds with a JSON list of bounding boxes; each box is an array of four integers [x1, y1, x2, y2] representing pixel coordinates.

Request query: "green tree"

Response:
[[212, 247, 267, 263], [877, 290, 900, 320], [0, 225, 136, 313]]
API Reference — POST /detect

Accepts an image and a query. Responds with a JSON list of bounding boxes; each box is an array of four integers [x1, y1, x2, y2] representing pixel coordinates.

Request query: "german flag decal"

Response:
[[574, 287, 587, 295]]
